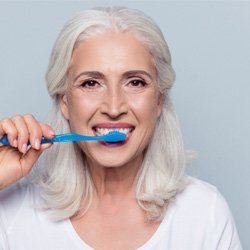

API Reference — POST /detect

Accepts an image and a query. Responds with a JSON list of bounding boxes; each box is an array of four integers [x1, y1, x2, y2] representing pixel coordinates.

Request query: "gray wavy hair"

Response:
[[38, 6, 187, 222]]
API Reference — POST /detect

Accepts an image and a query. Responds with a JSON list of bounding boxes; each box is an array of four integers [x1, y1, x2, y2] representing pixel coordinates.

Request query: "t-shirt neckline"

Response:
[[63, 207, 172, 249]]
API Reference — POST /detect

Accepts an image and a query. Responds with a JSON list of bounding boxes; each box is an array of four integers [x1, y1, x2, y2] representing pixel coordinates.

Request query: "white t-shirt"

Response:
[[0, 176, 242, 250]]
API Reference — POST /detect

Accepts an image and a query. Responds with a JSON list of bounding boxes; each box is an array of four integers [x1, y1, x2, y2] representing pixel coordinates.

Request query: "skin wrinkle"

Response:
[[60, 32, 163, 200], [73, 70, 153, 84]]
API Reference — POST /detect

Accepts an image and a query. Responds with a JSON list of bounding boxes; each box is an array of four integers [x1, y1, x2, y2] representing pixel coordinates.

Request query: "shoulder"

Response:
[[183, 175, 219, 197], [174, 176, 232, 219], [0, 178, 40, 230], [167, 176, 242, 249], [173, 176, 219, 208], [0, 178, 29, 209], [0, 177, 36, 204]]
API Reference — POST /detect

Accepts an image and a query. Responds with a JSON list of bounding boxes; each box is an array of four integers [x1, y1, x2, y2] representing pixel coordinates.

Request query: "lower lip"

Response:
[[99, 131, 132, 147]]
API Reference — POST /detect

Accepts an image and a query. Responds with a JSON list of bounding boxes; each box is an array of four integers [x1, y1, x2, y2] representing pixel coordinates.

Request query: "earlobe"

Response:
[[59, 94, 70, 120]]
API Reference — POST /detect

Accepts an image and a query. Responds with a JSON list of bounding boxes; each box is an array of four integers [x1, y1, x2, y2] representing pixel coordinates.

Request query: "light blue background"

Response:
[[0, 1, 249, 248]]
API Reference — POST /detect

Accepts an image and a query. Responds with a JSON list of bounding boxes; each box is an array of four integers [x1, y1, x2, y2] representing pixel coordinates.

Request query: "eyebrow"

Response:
[[74, 70, 153, 82], [74, 71, 104, 82], [122, 70, 153, 80]]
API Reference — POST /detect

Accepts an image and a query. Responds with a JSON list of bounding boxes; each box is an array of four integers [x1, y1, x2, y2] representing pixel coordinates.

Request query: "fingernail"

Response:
[[13, 139, 18, 148], [22, 144, 28, 154], [34, 139, 40, 150]]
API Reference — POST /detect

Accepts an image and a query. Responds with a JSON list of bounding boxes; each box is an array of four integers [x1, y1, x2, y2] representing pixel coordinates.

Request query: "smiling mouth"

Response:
[[93, 127, 134, 136]]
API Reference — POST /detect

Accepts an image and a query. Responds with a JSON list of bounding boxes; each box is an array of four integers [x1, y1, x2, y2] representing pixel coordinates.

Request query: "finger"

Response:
[[23, 114, 43, 150], [20, 143, 52, 176], [11, 115, 29, 154], [22, 115, 55, 150], [40, 123, 55, 139], [0, 118, 18, 148]]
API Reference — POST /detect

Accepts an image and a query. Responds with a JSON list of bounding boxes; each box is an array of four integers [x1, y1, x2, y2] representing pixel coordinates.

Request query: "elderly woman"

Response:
[[0, 6, 241, 250]]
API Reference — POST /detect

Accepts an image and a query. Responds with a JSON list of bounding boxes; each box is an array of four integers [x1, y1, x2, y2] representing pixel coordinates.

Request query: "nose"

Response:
[[100, 86, 128, 119]]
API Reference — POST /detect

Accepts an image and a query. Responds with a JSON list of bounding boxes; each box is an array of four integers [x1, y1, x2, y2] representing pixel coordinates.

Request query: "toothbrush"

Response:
[[0, 131, 126, 146]]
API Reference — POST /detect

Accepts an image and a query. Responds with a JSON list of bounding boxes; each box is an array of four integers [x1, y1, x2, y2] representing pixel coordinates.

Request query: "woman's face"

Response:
[[60, 32, 163, 169]]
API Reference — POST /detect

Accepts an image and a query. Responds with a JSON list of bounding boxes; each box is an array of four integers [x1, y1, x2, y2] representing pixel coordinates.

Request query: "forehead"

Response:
[[68, 32, 155, 75]]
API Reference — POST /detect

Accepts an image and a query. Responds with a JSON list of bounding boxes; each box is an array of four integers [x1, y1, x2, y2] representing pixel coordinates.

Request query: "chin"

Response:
[[95, 158, 128, 168]]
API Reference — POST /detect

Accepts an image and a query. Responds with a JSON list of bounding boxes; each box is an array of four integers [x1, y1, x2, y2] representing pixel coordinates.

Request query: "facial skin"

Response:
[[60, 32, 163, 174]]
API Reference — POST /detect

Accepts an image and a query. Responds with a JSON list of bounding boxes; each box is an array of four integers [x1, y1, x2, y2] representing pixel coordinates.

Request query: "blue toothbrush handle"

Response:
[[40, 137, 54, 144], [0, 134, 100, 145], [0, 135, 54, 146], [0, 131, 126, 145], [0, 135, 9, 145]]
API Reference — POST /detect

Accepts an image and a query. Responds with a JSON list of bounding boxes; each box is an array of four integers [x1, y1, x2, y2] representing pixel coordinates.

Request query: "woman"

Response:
[[0, 6, 241, 249]]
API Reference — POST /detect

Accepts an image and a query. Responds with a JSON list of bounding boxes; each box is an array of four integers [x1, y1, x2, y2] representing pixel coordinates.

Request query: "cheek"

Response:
[[67, 93, 101, 125], [129, 93, 159, 121]]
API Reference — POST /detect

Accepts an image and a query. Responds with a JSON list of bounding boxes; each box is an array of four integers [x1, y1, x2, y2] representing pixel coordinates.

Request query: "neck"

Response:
[[87, 156, 143, 200]]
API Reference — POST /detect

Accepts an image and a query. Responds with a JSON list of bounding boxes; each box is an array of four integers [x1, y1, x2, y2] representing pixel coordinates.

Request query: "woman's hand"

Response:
[[0, 114, 55, 190]]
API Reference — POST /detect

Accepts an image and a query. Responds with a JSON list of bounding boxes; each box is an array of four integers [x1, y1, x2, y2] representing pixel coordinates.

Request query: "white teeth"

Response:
[[95, 128, 132, 136]]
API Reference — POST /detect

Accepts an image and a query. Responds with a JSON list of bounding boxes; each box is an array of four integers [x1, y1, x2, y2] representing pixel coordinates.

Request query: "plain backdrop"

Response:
[[0, 1, 249, 248]]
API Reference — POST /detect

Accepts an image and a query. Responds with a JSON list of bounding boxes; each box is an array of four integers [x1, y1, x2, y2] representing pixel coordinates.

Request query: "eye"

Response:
[[128, 79, 147, 87], [80, 79, 100, 89]]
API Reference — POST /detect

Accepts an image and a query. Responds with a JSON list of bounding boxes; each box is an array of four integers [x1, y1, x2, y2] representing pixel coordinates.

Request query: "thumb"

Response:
[[20, 143, 52, 177]]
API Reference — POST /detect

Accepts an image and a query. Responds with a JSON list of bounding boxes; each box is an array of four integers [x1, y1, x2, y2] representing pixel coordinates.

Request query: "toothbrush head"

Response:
[[104, 131, 127, 142]]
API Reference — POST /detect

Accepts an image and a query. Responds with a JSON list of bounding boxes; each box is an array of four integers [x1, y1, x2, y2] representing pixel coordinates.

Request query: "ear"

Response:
[[59, 94, 69, 120], [157, 93, 164, 118]]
